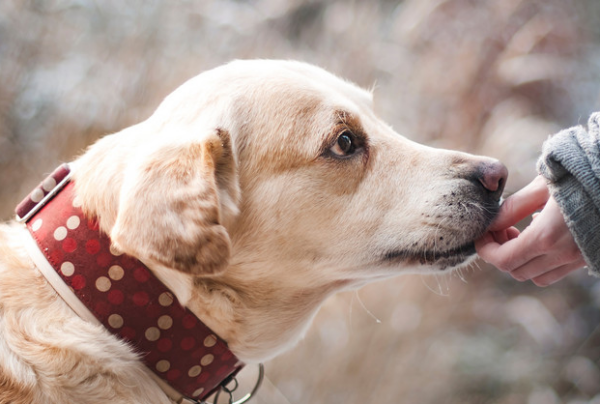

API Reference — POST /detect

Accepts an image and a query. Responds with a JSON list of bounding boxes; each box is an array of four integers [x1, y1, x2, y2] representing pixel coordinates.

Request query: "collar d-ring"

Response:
[[198, 364, 264, 404]]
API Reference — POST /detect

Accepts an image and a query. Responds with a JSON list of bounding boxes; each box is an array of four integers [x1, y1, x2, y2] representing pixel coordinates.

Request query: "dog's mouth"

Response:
[[384, 241, 476, 270]]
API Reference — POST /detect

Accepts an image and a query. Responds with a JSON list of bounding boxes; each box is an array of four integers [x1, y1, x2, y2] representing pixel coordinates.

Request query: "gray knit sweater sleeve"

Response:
[[537, 112, 600, 275]]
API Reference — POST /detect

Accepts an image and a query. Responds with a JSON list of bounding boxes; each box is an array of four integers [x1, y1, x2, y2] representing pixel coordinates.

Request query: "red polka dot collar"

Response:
[[16, 164, 244, 403]]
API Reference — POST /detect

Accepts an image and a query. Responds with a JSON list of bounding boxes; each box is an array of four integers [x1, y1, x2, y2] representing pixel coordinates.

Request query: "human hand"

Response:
[[475, 176, 586, 286]]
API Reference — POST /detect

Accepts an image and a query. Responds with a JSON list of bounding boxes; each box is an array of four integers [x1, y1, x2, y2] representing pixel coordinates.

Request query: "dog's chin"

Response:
[[384, 241, 477, 272]]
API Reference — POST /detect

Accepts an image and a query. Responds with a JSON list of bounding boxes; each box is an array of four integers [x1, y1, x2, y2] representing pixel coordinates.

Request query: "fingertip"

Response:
[[532, 278, 550, 287], [506, 227, 520, 240], [491, 229, 510, 244]]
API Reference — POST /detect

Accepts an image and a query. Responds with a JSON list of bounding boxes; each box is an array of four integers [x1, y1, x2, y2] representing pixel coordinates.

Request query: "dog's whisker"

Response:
[[454, 266, 468, 283], [354, 290, 382, 324], [420, 273, 450, 297]]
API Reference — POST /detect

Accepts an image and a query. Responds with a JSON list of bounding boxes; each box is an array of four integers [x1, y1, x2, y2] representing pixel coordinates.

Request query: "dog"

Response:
[[0, 60, 507, 404]]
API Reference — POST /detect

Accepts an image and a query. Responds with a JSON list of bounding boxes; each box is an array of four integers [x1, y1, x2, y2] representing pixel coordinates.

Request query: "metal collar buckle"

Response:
[[190, 364, 264, 404], [15, 163, 72, 223]]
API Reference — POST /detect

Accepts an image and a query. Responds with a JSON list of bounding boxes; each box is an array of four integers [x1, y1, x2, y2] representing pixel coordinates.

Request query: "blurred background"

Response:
[[2, 1, 600, 403]]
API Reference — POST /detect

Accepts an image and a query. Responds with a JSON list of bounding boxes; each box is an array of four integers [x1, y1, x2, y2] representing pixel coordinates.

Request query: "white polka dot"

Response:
[[200, 354, 214, 366], [155, 360, 170, 373], [108, 314, 123, 329], [42, 177, 57, 192], [66, 215, 80, 230], [108, 265, 124, 281], [109, 244, 123, 256], [188, 365, 202, 377], [60, 262, 75, 277], [72, 196, 82, 208], [157, 315, 173, 330], [95, 276, 111, 292], [145, 327, 160, 341], [30, 188, 44, 203], [192, 388, 205, 397], [203, 335, 217, 348], [158, 292, 174, 307], [31, 219, 43, 232], [54, 227, 67, 241]]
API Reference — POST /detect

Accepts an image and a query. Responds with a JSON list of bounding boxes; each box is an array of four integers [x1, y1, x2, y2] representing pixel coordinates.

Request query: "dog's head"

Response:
[[75, 60, 506, 281], [72, 60, 506, 359]]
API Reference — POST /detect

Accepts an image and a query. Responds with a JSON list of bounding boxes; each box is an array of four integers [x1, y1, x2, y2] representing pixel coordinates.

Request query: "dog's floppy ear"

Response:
[[110, 129, 238, 276]]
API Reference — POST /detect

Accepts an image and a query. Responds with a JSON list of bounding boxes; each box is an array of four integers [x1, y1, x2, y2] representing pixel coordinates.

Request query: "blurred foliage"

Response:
[[2, 1, 600, 403]]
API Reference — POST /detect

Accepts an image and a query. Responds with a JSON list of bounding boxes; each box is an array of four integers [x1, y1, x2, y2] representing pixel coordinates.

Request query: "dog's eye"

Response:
[[330, 131, 357, 157]]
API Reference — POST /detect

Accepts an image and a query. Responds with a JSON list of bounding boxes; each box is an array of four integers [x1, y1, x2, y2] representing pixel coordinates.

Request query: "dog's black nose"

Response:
[[477, 159, 508, 199]]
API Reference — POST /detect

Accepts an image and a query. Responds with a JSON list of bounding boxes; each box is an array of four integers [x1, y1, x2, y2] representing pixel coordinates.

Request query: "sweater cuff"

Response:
[[537, 115, 600, 275]]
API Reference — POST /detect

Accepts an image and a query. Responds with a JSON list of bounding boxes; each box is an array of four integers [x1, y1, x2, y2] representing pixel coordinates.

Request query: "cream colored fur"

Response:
[[0, 60, 505, 403]]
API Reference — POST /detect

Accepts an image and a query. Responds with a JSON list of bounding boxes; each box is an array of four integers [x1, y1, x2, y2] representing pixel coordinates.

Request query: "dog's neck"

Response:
[[149, 256, 350, 363]]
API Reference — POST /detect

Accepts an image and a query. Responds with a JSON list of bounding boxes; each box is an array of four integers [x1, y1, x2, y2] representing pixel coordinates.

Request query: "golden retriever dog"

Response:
[[0, 60, 507, 404]]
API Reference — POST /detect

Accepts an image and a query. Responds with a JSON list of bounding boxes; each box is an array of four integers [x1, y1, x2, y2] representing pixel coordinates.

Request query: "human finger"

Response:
[[488, 176, 550, 231], [505, 197, 583, 279], [530, 261, 587, 287], [491, 227, 520, 244], [475, 227, 520, 254], [475, 228, 542, 272], [509, 250, 584, 282]]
